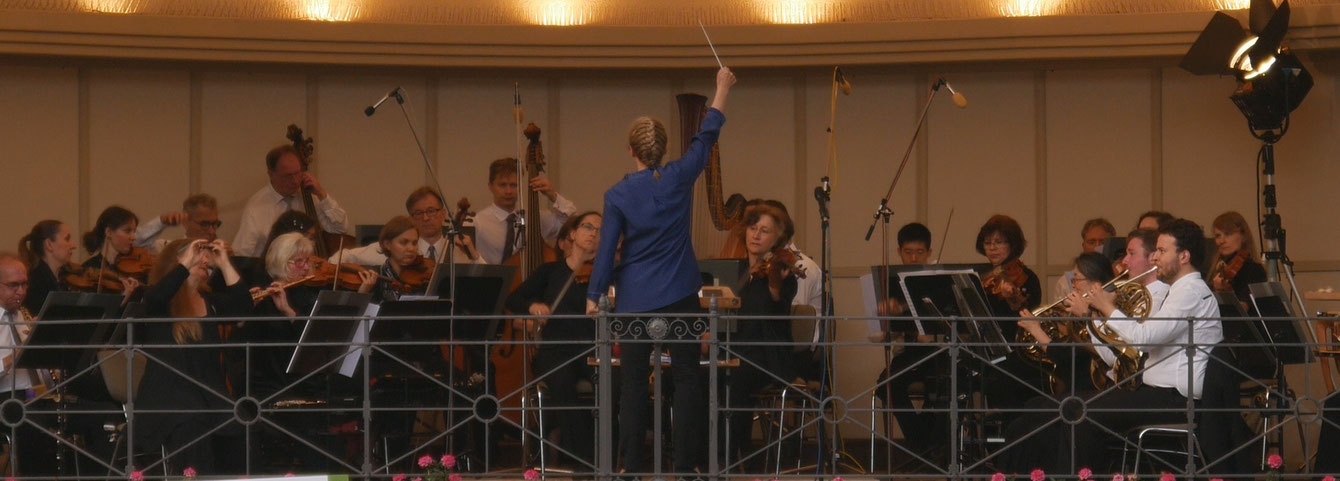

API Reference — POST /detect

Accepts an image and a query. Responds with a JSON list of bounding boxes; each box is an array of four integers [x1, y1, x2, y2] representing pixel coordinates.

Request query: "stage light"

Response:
[[527, 0, 594, 26], [758, 0, 830, 24], [300, 0, 360, 22], [78, 0, 139, 14]]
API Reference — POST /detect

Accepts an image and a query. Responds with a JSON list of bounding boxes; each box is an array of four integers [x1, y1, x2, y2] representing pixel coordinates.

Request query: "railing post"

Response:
[[1186, 316, 1197, 476], [596, 295, 614, 481], [707, 296, 720, 479]]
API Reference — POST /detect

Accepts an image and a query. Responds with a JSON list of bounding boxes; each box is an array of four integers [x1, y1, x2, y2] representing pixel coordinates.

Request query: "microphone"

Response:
[[943, 80, 968, 108], [834, 67, 853, 95], [364, 87, 403, 117], [814, 186, 831, 224]]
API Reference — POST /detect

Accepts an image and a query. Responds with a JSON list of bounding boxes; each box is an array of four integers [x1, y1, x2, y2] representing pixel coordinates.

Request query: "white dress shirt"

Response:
[[0, 306, 35, 393], [134, 217, 173, 254], [328, 236, 484, 266], [475, 195, 576, 265], [1091, 279, 1171, 379], [787, 243, 822, 312], [232, 184, 353, 258], [1101, 272, 1222, 399]]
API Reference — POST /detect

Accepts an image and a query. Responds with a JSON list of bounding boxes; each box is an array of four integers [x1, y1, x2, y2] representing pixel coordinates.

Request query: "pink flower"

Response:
[[524, 468, 540, 480], [284, 474, 295, 479], [449, 474, 463, 481], [1322, 476, 1335, 481], [1210, 478, 1224, 481], [418, 455, 434, 468], [1031, 469, 1046, 481], [1268, 453, 1283, 469], [183, 467, 198, 478], [992, 473, 1006, 481], [1159, 473, 1174, 481], [413, 478, 423, 481], [1078, 468, 1092, 481], [441, 454, 457, 469], [393, 475, 407, 481], [130, 471, 145, 481], [1111, 475, 1125, 481], [834, 477, 844, 481]]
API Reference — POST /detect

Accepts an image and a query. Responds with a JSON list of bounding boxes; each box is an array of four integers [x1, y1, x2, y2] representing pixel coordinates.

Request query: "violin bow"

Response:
[[934, 206, 954, 264]]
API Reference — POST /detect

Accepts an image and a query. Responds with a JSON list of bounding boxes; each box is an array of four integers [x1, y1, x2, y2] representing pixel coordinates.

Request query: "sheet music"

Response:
[[338, 303, 379, 377], [859, 274, 886, 339]]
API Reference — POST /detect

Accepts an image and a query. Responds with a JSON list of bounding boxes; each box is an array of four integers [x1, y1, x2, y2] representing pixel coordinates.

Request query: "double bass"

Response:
[[284, 125, 357, 258], [492, 122, 558, 426]]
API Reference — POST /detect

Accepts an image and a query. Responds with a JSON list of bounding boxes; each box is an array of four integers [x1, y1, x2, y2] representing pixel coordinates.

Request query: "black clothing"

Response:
[[23, 262, 61, 314], [721, 273, 797, 466], [618, 294, 705, 474], [135, 264, 251, 472], [981, 263, 1048, 418], [504, 260, 597, 466], [1221, 253, 1267, 315], [241, 284, 321, 399]]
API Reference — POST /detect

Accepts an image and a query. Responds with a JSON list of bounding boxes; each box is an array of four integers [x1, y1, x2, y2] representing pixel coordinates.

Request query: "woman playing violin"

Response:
[[81, 206, 151, 297], [136, 238, 248, 472], [976, 214, 1042, 326], [503, 211, 601, 467], [720, 203, 801, 466], [368, 216, 426, 303], [18, 220, 78, 313], [1208, 211, 1266, 314]]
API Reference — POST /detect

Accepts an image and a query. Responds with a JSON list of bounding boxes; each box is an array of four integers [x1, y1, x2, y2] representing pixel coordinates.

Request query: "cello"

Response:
[[284, 124, 357, 258], [492, 122, 558, 428]]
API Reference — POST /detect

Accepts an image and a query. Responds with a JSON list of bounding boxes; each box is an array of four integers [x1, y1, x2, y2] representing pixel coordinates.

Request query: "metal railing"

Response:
[[2, 307, 1336, 480]]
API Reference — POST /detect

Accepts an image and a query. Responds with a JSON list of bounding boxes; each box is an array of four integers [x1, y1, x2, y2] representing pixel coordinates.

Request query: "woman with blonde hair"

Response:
[[584, 66, 735, 475], [136, 238, 249, 471]]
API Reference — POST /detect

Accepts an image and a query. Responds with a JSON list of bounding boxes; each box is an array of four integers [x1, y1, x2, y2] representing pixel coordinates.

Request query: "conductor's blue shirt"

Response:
[[586, 108, 726, 313]]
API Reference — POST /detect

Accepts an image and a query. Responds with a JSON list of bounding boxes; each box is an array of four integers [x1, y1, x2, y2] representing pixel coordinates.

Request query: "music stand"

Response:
[[1216, 292, 1279, 381], [870, 264, 991, 336], [372, 300, 454, 375], [897, 269, 1011, 363], [699, 258, 748, 288], [16, 292, 122, 371], [1250, 281, 1311, 364], [287, 291, 372, 376], [430, 264, 515, 340]]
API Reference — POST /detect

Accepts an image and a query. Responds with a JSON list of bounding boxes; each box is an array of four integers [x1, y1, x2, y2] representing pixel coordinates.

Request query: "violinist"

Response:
[[233, 144, 353, 258], [137, 238, 248, 472], [719, 203, 800, 467], [503, 211, 601, 468], [585, 66, 735, 475], [328, 186, 482, 265], [1208, 211, 1266, 314], [368, 216, 426, 303], [475, 158, 577, 265], [976, 214, 1042, 325], [18, 219, 77, 313], [81, 206, 148, 297], [135, 194, 223, 254]]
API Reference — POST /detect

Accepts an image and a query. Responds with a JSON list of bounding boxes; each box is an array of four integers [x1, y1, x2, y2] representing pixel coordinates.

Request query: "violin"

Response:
[[749, 246, 808, 280], [1212, 250, 1249, 292], [112, 247, 156, 282], [303, 256, 378, 291], [573, 260, 594, 284], [982, 258, 1031, 311], [391, 255, 435, 294], [61, 263, 125, 292]]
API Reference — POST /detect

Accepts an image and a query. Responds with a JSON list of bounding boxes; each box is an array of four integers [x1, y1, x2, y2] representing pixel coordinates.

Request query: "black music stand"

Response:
[[699, 258, 748, 288], [1250, 281, 1310, 365], [372, 300, 454, 375], [17, 292, 122, 372], [430, 264, 515, 339], [286, 291, 372, 376]]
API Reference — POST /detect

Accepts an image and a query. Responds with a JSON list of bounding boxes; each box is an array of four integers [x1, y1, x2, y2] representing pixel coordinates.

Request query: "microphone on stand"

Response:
[[834, 67, 853, 95], [942, 79, 968, 108], [364, 87, 403, 117], [815, 185, 831, 224]]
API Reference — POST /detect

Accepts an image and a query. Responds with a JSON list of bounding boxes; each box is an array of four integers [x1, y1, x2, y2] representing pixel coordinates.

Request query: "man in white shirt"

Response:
[[474, 158, 576, 265], [1003, 219, 1223, 473], [135, 194, 224, 254], [0, 253, 35, 395], [232, 144, 353, 258], [328, 186, 483, 266]]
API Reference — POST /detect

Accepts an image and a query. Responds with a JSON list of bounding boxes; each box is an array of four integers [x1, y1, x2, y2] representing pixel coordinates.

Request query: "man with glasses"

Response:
[[233, 144, 354, 257], [135, 193, 225, 254], [328, 186, 482, 265]]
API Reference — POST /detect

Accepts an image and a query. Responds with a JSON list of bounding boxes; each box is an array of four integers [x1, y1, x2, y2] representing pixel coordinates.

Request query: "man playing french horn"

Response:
[[1001, 219, 1223, 474]]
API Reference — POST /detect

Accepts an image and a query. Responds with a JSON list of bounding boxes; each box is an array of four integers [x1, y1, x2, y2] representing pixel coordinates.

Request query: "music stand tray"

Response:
[[16, 292, 122, 371]]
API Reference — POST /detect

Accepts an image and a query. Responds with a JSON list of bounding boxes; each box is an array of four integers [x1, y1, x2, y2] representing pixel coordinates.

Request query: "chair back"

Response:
[[790, 304, 818, 353]]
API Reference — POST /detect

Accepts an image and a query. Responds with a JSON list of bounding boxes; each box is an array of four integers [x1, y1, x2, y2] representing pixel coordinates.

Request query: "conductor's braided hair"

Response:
[[627, 116, 668, 180]]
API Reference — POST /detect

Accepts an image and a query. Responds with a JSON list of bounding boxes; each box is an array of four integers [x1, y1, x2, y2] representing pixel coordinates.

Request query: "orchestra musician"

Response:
[[872, 222, 949, 466], [1135, 210, 1175, 231], [1052, 218, 1115, 299], [0, 252, 56, 476], [719, 203, 799, 467], [1121, 228, 1171, 313], [328, 186, 482, 265], [244, 232, 324, 397], [759, 200, 820, 312], [1016, 252, 1111, 394], [233, 144, 353, 258], [475, 158, 576, 265], [367, 216, 426, 303], [1208, 211, 1267, 314], [585, 66, 735, 474], [503, 211, 602, 468], [137, 238, 249, 472], [135, 194, 224, 254], [81, 206, 148, 297], [974, 214, 1046, 413], [1003, 219, 1224, 473], [18, 220, 78, 313]]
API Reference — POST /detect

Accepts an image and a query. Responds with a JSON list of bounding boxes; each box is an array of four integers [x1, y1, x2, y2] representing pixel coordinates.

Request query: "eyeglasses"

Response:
[[0, 281, 28, 290], [194, 220, 223, 229], [983, 238, 1009, 247], [411, 207, 444, 219], [287, 257, 312, 267], [579, 222, 600, 233]]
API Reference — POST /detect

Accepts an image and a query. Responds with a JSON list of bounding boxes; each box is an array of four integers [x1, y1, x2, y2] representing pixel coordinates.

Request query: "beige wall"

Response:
[[4, 55, 1340, 449]]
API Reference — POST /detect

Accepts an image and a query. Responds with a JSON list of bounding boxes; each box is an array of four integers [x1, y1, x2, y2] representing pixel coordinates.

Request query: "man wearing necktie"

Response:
[[475, 158, 577, 265], [0, 252, 60, 476], [232, 144, 354, 258], [326, 186, 484, 266]]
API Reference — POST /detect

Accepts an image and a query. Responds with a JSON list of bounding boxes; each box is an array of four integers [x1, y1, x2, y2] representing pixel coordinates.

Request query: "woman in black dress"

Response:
[[1209, 211, 1267, 314], [720, 203, 798, 467], [136, 238, 249, 472], [18, 219, 78, 313], [243, 232, 323, 399], [504, 211, 601, 468], [81, 206, 148, 298]]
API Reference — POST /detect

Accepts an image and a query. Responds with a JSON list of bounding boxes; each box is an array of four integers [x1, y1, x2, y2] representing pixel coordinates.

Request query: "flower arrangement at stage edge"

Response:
[[1111, 474, 1124, 481], [991, 473, 1006, 481], [130, 471, 144, 481], [1159, 472, 1174, 481], [1031, 469, 1047, 481], [398, 453, 464, 481], [1078, 467, 1093, 481], [1267, 453, 1284, 481], [183, 467, 198, 480]]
